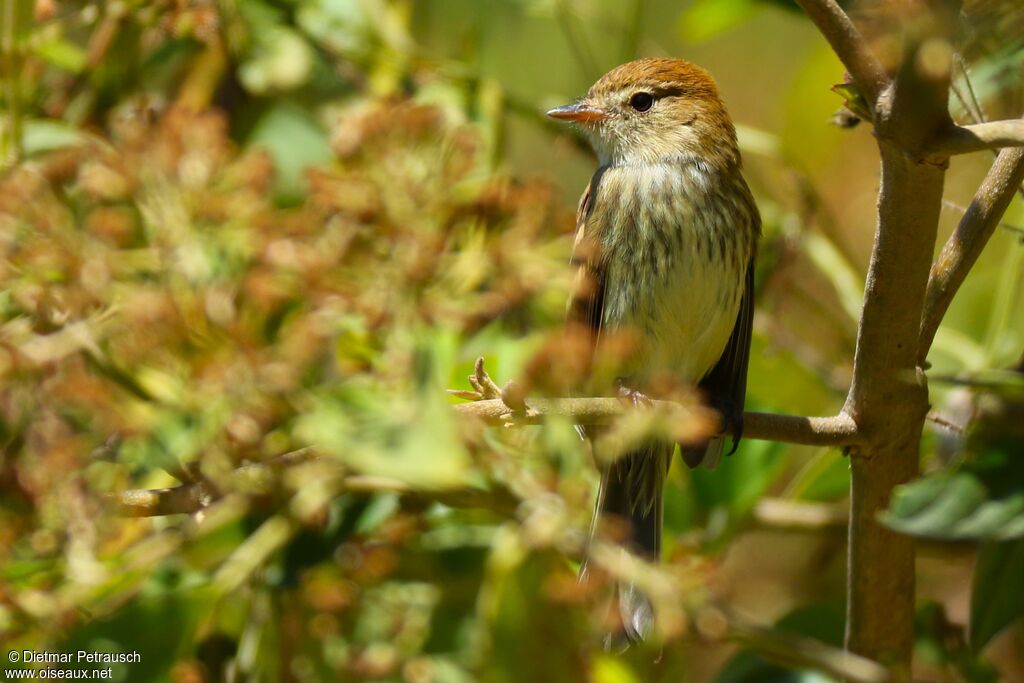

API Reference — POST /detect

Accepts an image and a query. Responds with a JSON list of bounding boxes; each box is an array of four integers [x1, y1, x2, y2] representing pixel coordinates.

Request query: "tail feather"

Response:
[[587, 440, 673, 644]]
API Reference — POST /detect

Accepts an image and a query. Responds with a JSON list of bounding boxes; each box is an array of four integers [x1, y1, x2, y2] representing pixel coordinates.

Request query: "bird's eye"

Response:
[[629, 92, 654, 112]]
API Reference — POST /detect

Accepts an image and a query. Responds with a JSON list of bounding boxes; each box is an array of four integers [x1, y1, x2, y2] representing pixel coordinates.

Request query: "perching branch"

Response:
[[119, 403, 861, 518], [792, 0, 889, 102], [453, 398, 861, 447], [927, 119, 1024, 157], [919, 146, 1024, 361]]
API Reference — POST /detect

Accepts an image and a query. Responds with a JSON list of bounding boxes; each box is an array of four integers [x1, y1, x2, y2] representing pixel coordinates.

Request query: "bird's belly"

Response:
[[603, 238, 742, 386]]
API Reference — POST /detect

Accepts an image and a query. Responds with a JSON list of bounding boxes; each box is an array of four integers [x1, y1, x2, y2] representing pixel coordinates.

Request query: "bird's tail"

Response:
[[584, 440, 673, 644]]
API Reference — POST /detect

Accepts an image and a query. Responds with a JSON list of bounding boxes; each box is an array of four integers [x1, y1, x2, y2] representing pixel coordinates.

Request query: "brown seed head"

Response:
[[548, 58, 739, 168]]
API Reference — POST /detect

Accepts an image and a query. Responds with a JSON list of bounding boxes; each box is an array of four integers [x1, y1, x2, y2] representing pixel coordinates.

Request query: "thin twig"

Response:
[[954, 54, 987, 124], [949, 61, 1024, 203], [926, 411, 965, 435], [792, 0, 889, 102], [941, 199, 1024, 236]]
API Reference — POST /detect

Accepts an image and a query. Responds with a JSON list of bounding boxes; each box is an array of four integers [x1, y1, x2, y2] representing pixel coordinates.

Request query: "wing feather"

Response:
[[567, 165, 610, 338], [699, 260, 755, 454]]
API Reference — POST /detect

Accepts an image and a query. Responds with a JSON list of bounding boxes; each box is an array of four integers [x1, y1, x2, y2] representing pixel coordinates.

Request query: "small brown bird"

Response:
[[548, 58, 760, 641]]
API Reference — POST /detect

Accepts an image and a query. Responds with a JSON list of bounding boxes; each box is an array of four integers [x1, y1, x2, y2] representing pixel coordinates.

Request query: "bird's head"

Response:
[[547, 58, 739, 168]]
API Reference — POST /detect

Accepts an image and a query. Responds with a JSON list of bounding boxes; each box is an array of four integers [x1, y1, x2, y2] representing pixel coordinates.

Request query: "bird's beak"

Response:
[[546, 101, 607, 124]]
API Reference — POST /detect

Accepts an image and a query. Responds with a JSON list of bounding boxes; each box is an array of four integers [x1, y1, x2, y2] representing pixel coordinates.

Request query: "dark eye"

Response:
[[629, 92, 654, 112]]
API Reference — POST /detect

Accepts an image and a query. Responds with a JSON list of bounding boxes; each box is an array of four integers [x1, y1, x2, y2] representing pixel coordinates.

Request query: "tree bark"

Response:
[[842, 101, 949, 682]]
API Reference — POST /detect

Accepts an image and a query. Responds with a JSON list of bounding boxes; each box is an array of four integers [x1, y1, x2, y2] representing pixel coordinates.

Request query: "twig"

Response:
[[113, 455, 519, 518], [467, 356, 502, 399], [752, 498, 848, 531], [919, 146, 1024, 361], [953, 54, 987, 124], [729, 617, 890, 683], [925, 410, 965, 435], [927, 119, 1024, 156], [943, 201, 1024, 237], [792, 0, 889, 102]]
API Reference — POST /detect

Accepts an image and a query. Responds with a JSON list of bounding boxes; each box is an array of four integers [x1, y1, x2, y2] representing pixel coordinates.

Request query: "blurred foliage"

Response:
[[0, 0, 1021, 681]]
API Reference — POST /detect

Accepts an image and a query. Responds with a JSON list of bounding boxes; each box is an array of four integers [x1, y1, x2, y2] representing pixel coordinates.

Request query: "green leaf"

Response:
[[970, 538, 1024, 651], [830, 83, 871, 122], [882, 450, 1024, 541]]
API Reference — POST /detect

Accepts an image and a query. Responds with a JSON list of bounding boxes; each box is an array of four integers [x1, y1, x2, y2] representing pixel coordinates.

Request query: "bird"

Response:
[[547, 57, 760, 643]]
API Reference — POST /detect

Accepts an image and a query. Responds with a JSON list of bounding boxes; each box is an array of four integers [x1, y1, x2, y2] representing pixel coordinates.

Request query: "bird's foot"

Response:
[[617, 382, 652, 409]]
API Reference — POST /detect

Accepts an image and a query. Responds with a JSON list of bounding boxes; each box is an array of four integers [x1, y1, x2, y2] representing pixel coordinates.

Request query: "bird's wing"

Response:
[[698, 258, 755, 456], [566, 166, 610, 337]]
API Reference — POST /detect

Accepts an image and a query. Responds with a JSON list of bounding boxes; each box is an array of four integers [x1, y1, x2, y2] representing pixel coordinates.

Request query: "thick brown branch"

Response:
[[928, 119, 1024, 156], [452, 398, 861, 447], [835, 0, 961, 659], [792, 0, 888, 101], [842, 67, 950, 674], [919, 147, 1024, 361]]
